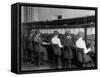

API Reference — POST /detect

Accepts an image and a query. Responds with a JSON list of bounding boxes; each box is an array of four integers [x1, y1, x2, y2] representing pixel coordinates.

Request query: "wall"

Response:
[[21, 6, 95, 22]]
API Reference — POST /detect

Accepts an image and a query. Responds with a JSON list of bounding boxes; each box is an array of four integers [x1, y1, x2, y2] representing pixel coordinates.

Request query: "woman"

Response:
[[34, 30, 48, 62], [51, 31, 63, 68], [63, 31, 75, 68], [76, 32, 94, 67]]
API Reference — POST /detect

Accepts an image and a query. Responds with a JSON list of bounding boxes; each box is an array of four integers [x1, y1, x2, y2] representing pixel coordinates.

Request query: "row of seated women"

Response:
[[22, 29, 95, 69]]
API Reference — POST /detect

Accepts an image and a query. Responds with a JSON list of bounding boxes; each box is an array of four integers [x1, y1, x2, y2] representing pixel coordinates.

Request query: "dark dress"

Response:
[[76, 47, 93, 63], [52, 44, 62, 56], [63, 36, 75, 59], [22, 35, 29, 59], [34, 34, 48, 61]]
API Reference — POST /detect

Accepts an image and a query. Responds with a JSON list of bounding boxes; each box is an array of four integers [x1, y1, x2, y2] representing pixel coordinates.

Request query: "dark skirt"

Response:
[[34, 44, 48, 61], [52, 44, 62, 56], [84, 54, 92, 62], [53, 46, 62, 56], [78, 52, 92, 62], [64, 46, 73, 59], [35, 44, 46, 52]]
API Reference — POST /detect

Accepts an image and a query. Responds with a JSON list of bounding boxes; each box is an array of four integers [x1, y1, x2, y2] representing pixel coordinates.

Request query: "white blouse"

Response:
[[76, 37, 91, 53], [51, 36, 63, 48]]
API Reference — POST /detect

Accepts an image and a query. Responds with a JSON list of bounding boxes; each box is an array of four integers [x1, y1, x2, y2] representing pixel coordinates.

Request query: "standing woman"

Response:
[[51, 31, 63, 68], [28, 29, 36, 63], [34, 30, 48, 64], [22, 31, 30, 63], [63, 31, 75, 68]]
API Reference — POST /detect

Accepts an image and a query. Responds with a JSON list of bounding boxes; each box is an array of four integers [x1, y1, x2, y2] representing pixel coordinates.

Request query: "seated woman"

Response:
[[34, 30, 48, 65], [75, 32, 94, 67], [63, 31, 75, 68]]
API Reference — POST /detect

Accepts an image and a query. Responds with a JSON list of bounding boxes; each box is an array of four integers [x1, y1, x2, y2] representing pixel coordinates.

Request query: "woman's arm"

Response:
[[83, 41, 91, 53], [57, 39, 63, 48]]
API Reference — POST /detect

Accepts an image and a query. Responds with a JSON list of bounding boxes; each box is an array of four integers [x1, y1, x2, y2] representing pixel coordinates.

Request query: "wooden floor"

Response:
[[21, 60, 79, 71], [21, 61, 56, 71], [21, 60, 95, 71]]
